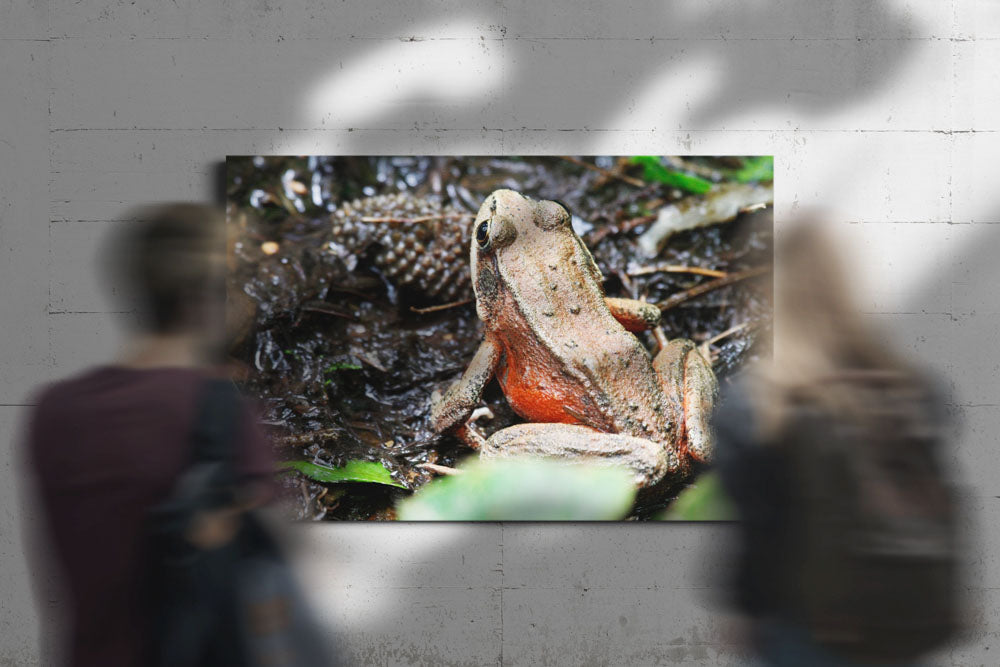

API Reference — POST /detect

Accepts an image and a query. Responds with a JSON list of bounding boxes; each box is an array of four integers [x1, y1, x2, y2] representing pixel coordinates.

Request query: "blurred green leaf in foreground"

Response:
[[397, 458, 637, 521], [659, 471, 736, 521]]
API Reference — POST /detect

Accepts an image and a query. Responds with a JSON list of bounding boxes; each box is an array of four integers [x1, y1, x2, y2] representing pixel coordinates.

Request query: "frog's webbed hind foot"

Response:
[[652, 339, 718, 464], [479, 423, 684, 488]]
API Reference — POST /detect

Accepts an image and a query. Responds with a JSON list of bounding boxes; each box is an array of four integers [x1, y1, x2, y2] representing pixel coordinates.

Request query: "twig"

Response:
[[616, 270, 636, 296], [300, 302, 355, 319], [704, 321, 756, 348], [325, 285, 377, 300], [421, 462, 463, 476], [629, 265, 728, 279], [360, 214, 473, 224], [658, 265, 770, 312], [354, 351, 388, 372], [698, 321, 756, 361], [560, 155, 646, 188], [277, 428, 341, 448], [411, 298, 473, 314], [589, 213, 657, 244], [346, 420, 379, 433], [275, 188, 304, 221]]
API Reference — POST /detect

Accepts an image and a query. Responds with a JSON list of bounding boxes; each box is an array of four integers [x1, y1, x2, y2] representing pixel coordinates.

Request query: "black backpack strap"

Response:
[[143, 380, 246, 664], [187, 378, 243, 507]]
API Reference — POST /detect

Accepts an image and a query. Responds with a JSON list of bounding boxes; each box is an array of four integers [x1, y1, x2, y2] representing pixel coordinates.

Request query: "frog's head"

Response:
[[470, 189, 597, 324]]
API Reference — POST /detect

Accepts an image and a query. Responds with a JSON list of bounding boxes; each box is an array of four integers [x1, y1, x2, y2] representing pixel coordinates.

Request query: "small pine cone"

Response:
[[327, 193, 473, 301]]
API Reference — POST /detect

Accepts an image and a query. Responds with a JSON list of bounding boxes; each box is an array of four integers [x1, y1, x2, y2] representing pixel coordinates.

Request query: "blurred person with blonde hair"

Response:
[[714, 217, 961, 666]]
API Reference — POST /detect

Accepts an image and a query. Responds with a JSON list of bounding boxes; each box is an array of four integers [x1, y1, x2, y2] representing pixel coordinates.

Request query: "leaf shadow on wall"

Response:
[[292, 1, 921, 150], [226, 2, 991, 664]]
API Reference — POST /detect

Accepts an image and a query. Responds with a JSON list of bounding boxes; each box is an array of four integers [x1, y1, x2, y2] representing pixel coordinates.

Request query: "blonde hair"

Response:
[[752, 216, 910, 436]]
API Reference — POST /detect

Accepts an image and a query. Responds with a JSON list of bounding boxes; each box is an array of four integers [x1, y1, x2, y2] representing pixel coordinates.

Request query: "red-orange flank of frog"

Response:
[[431, 189, 717, 487]]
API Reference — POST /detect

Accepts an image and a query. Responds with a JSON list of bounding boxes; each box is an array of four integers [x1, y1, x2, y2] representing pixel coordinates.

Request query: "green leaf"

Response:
[[729, 156, 773, 183], [659, 471, 736, 521], [629, 156, 714, 194], [396, 458, 637, 521], [279, 459, 407, 489]]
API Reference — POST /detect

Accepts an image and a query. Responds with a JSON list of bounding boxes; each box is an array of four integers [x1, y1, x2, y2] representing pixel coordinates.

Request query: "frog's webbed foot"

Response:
[[604, 297, 661, 333], [452, 407, 494, 450], [479, 423, 682, 488], [652, 339, 718, 464], [431, 385, 494, 449]]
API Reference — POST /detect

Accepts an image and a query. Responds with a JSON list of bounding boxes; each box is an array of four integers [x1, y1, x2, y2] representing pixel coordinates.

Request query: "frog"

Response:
[[430, 189, 717, 487]]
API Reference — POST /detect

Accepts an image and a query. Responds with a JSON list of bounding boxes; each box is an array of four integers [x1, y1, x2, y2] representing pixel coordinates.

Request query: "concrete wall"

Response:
[[2, 1, 998, 664]]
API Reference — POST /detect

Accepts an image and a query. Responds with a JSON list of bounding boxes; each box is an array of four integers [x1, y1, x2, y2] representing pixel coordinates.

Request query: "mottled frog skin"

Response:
[[430, 189, 717, 487]]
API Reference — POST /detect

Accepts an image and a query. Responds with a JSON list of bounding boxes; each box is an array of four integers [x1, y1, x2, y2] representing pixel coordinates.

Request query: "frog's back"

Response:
[[491, 229, 672, 442]]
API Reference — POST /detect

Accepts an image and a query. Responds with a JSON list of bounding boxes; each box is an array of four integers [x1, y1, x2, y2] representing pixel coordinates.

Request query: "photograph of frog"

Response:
[[227, 156, 773, 521]]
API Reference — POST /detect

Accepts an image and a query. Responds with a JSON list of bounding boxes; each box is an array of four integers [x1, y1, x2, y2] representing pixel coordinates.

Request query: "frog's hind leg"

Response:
[[652, 339, 718, 464], [479, 423, 680, 488]]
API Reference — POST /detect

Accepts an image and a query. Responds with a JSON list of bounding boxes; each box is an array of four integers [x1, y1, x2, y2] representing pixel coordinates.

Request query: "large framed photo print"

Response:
[[227, 156, 773, 521]]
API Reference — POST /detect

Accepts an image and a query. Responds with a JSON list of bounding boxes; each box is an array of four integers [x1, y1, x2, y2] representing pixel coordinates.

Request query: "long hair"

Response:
[[751, 216, 912, 436]]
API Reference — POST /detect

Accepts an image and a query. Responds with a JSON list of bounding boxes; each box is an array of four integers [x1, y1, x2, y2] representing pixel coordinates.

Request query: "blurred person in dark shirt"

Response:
[[714, 218, 961, 666], [22, 204, 275, 667]]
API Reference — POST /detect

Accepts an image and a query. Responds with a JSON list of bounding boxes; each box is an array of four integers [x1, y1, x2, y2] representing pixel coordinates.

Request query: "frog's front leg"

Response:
[[478, 423, 682, 487], [652, 339, 717, 463], [430, 335, 501, 449], [604, 297, 661, 333]]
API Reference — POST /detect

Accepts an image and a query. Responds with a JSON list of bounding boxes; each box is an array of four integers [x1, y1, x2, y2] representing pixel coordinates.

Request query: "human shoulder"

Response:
[[30, 367, 111, 418], [32, 366, 210, 423]]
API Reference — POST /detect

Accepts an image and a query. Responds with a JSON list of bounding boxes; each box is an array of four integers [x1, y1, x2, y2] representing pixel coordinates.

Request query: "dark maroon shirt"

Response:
[[24, 366, 274, 667]]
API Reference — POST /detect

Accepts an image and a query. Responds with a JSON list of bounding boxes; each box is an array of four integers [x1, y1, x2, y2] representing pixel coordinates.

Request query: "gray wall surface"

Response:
[[2, 1, 998, 665]]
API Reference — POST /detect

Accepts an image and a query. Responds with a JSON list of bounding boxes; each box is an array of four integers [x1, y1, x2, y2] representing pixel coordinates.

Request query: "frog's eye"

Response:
[[476, 220, 491, 249]]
